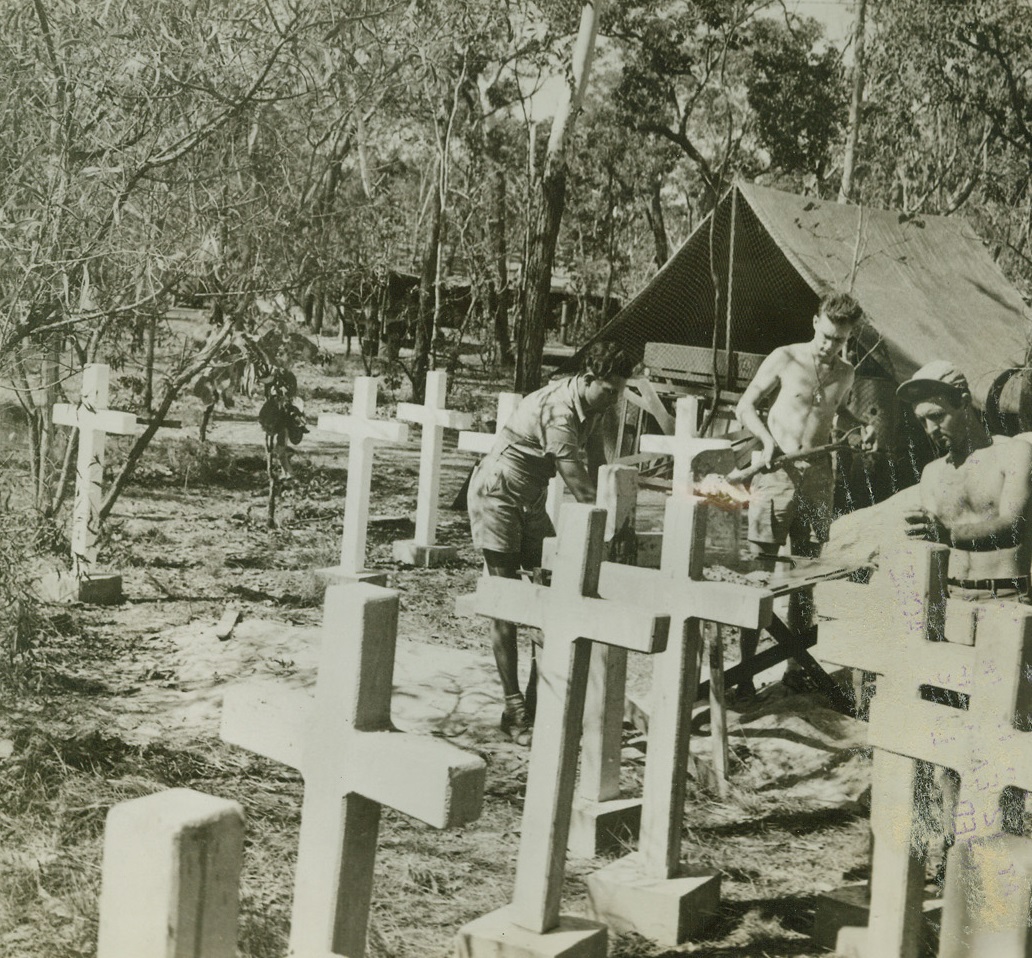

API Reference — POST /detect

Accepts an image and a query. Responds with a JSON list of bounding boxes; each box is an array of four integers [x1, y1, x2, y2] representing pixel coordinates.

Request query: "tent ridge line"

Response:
[[734, 180, 828, 297]]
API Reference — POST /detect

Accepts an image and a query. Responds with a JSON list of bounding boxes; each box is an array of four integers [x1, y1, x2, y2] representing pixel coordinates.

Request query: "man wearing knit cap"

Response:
[[897, 359, 1032, 602]]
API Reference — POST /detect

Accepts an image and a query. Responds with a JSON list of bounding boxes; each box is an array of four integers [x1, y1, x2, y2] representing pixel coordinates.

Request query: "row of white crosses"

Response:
[[459, 503, 670, 956], [317, 372, 485, 582], [97, 582, 486, 958], [821, 541, 1032, 958], [459, 495, 777, 956]]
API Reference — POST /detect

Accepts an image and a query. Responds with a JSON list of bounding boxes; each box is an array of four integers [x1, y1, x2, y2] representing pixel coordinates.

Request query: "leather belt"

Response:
[[948, 576, 1031, 592]]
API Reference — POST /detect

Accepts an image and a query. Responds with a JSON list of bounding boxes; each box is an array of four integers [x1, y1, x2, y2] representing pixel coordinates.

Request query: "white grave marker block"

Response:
[[392, 370, 473, 567], [317, 377, 409, 584], [45, 363, 137, 603], [456, 504, 669, 958], [97, 788, 244, 958], [221, 583, 485, 958], [586, 495, 774, 945]]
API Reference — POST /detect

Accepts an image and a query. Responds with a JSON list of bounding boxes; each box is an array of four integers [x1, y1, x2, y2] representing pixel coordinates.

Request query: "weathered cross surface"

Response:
[[221, 583, 485, 958], [392, 370, 473, 566], [98, 788, 244, 958], [586, 494, 774, 944], [824, 542, 1032, 958], [457, 504, 669, 956], [457, 391, 521, 456], [317, 377, 409, 582], [637, 396, 735, 495], [52, 364, 137, 577], [570, 464, 645, 857]]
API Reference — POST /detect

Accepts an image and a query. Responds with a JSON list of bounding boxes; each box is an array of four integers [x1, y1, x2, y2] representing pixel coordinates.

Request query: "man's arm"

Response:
[[735, 349, 787, 466], [908, 443, 1032, 551], [831, 369, 872, 445], [556, 458, 596, 503]]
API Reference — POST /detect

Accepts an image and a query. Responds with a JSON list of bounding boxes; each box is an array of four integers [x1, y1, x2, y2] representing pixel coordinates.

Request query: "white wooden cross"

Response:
[[53, 364, 137, 577], [586, 495, 774, 944], [825, 542, 1032, 958], [457, 391, 521, 457], [638, 396, 734, 496], [461, 504, 670, 940], [317, 377, 409, 583], [221, 583, 485, 958], [392, 370, 473, 566], [570, 465, 645, 857]]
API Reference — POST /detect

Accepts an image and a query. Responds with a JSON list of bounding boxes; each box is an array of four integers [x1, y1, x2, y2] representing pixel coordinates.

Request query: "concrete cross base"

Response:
[[313, 565, 389, 588], [585, 854, 721, 945], [392, 540, 459, 568], [455, 906, 607, 958], [568, 796, 641, 859], [34, 570, 124, 606], [815, 884, 942, 957]]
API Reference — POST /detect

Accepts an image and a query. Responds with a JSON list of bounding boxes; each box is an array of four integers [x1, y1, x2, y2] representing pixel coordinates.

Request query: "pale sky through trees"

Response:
[[522, 0, 857, 120]]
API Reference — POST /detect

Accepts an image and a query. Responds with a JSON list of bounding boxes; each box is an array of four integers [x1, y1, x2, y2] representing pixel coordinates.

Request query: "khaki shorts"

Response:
[[467, 451, 555, 565], [747, 456, 834, 548]]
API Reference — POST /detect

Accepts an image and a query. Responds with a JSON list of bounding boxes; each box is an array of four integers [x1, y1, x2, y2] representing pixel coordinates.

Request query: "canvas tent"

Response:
[[580, 180, 1030, 413]]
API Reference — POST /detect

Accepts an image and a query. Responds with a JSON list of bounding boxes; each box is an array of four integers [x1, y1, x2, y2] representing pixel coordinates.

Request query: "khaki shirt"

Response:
[[492, 376, 602, 480]]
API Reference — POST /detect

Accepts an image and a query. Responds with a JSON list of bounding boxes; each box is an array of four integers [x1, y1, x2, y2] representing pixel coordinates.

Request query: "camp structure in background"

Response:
[[571, 180, 1032, 507]]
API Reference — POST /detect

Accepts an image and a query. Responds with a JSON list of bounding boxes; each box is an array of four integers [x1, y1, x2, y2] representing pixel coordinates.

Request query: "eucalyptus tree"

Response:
[[515, 0, 606, 393], [860, 0, 1032, 280], [0, 0, 348, 517]]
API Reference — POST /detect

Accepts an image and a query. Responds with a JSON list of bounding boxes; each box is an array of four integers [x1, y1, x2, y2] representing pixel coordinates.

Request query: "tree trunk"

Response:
[[517, 167, 567, 392], [143, 311, 157, 412], [646, 177, 671, 267], [489, 163, 514, 366], [413, 184, 442, 402], [515, 0, 603, 393], [839, 0, 868, 203]]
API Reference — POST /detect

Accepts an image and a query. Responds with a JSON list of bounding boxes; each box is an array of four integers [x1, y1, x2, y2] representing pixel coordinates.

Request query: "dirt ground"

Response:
[[0, 339, 904, 958]]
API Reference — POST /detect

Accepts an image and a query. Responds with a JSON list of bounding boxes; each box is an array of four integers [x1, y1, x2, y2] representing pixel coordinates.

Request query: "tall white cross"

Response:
[[317, 377, 409, 582], [222, 583, 485, 958], [638, 396, 733, 495], [822, 542, 1032, 958], [586, 495, 774, 944], [461, 504, 669, 938], [570, 465, 644, 858], [53, 364, 137, 577], [392, 370, 473, 566]]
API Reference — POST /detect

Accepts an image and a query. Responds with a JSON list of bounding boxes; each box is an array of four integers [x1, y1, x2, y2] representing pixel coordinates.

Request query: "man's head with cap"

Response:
[[896, 360, 971, 407]]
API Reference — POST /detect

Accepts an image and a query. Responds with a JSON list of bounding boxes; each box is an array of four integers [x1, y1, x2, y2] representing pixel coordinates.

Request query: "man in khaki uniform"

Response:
[[467, 343, 636, 744]]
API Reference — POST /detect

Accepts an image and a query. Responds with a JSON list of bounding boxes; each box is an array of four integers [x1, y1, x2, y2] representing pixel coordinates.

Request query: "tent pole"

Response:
[[725, 183, 737, 383], [704, 183, 738, 436]]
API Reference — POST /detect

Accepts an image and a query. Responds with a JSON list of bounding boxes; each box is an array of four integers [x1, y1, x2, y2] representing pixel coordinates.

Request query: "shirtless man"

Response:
[[897, 360, 1032, 602], [734, 291, 865, 697]]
